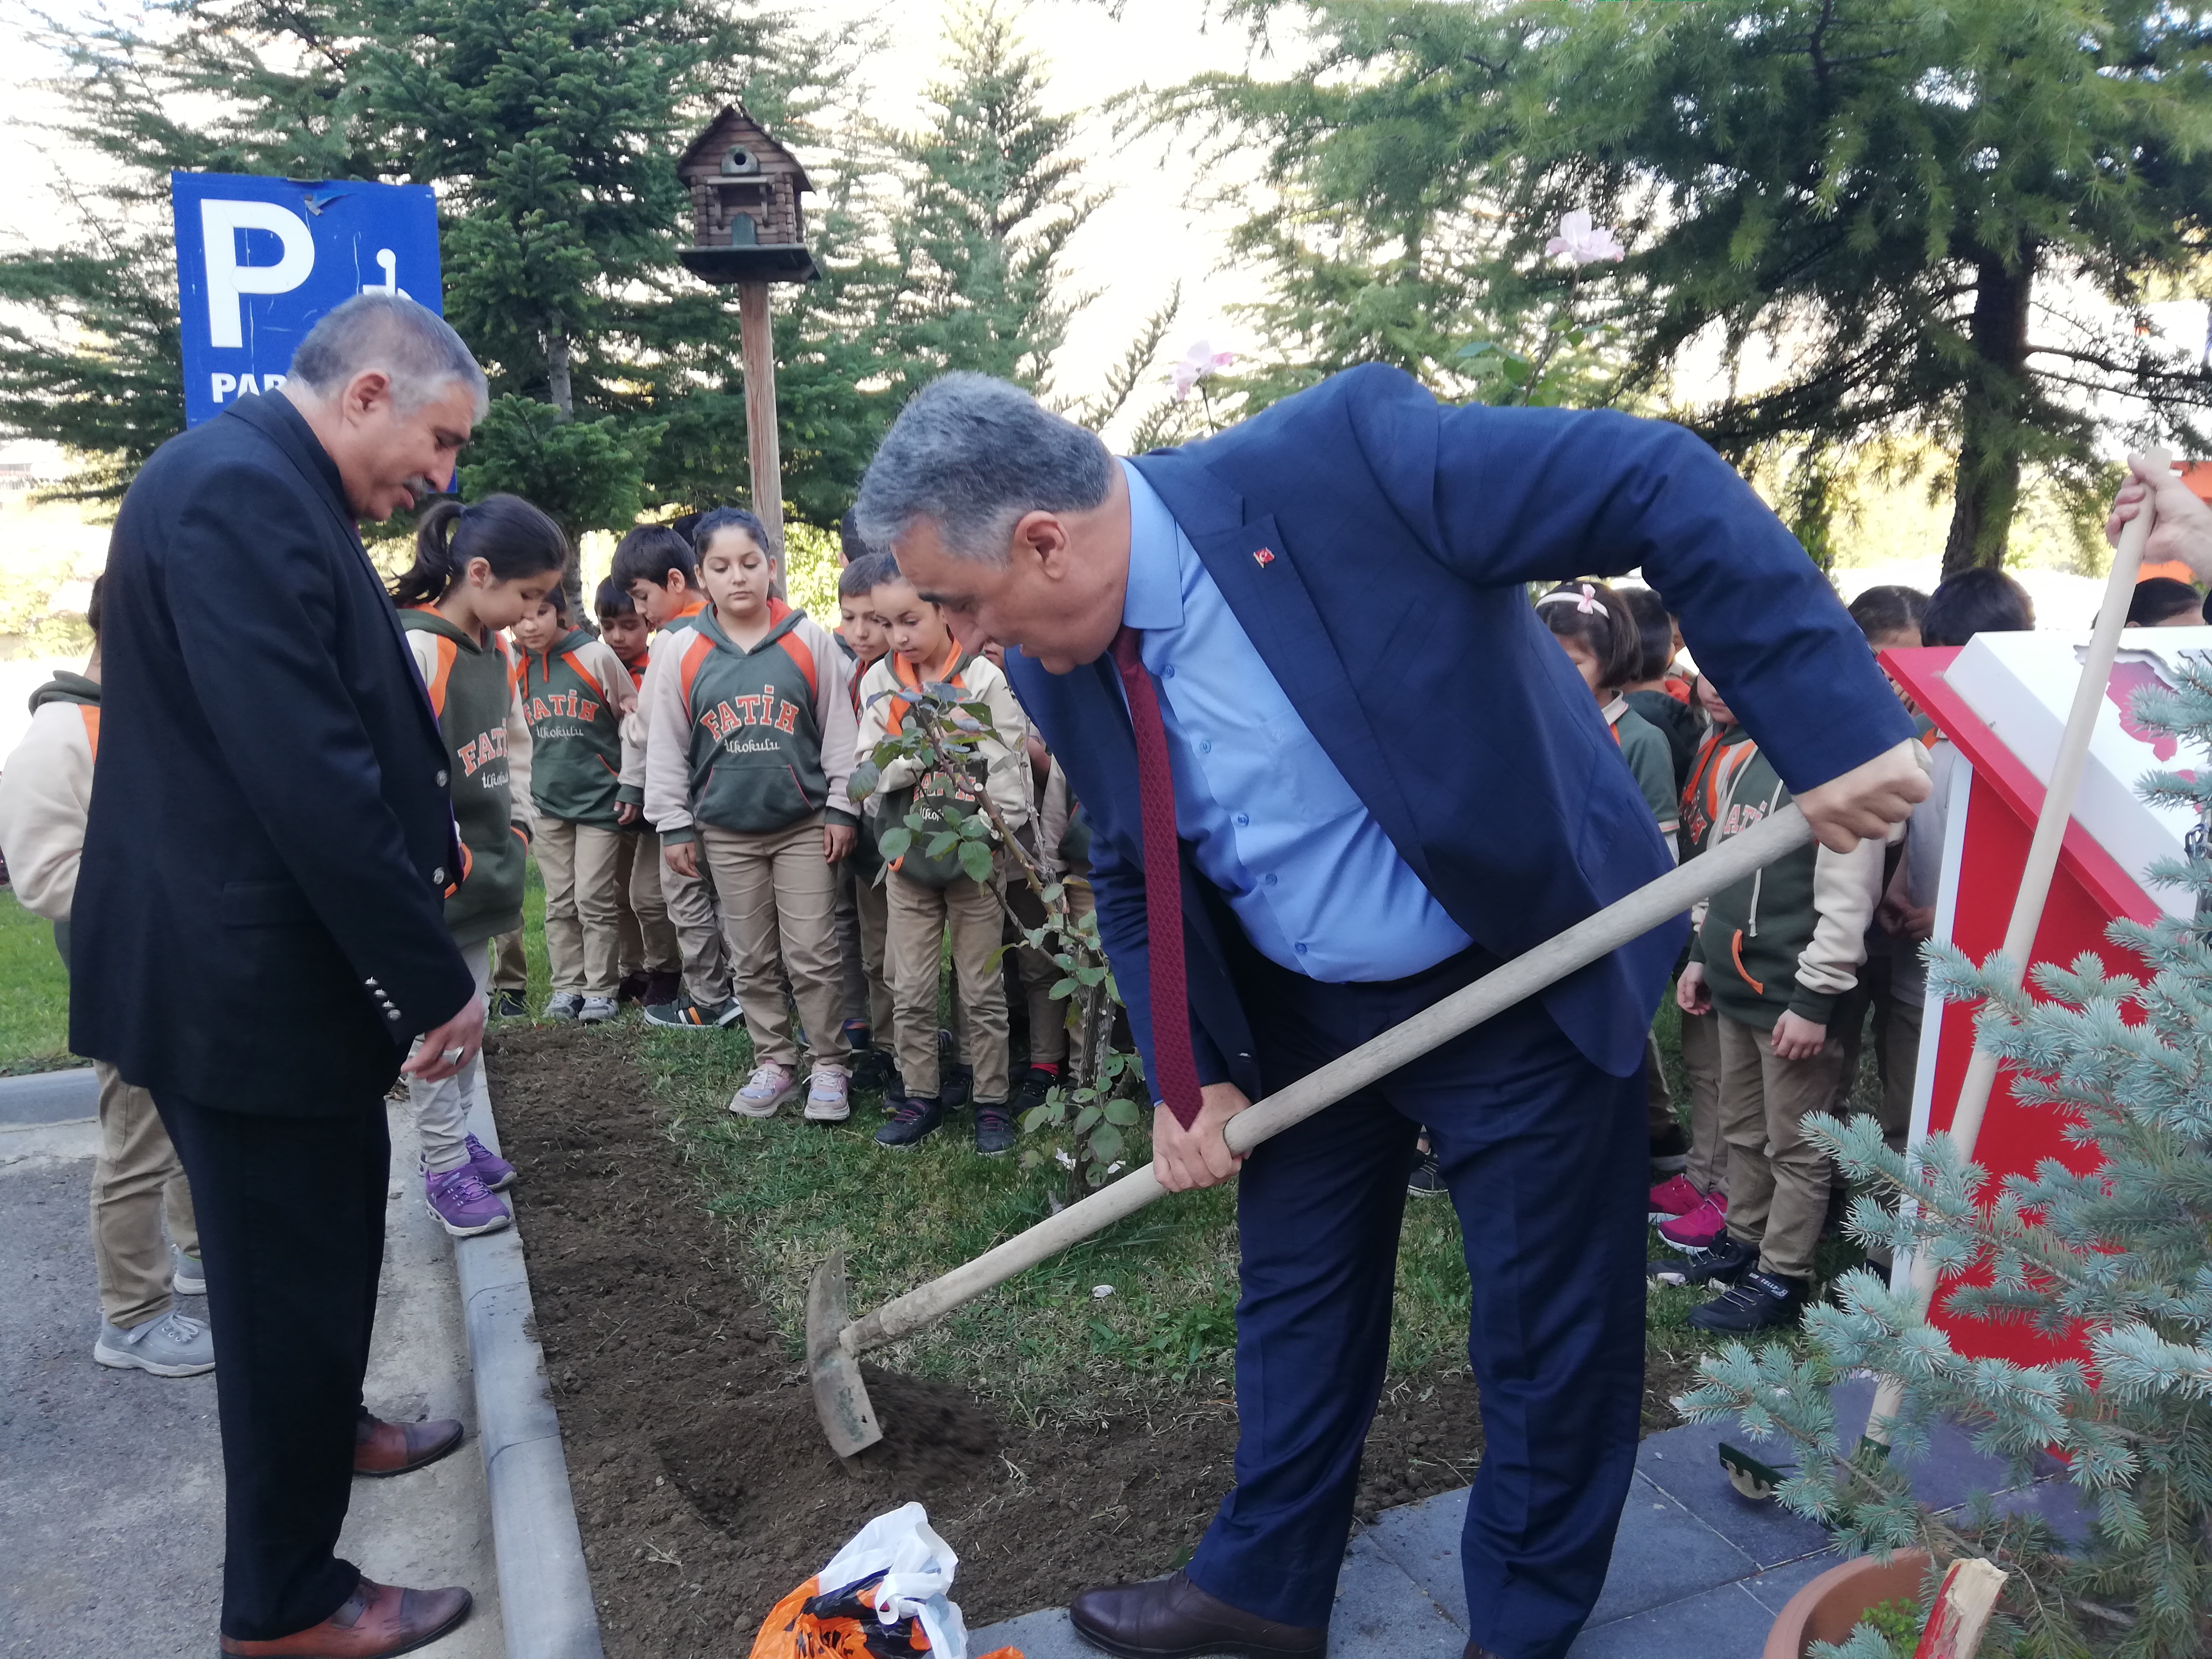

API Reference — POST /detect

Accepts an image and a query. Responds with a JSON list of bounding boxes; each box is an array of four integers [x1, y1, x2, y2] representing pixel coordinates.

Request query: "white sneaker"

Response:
[[171, 1245, 206, 1296], [544, 991, 584, 1021], [95, 1309, 216, 1377], [803, 1064, 852, 1123], [578, 995, 620, 1024], [730, 1063, 799, 1118]]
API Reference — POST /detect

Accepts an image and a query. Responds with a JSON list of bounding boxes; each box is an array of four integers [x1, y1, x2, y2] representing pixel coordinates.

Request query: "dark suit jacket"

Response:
[[1008, 365, 1914, 1098], [72, 394, 475, 1114]]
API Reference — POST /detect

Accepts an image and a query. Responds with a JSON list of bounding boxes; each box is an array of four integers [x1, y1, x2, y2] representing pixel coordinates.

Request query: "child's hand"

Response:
[[1675, 962, 1711, 1016], [664, 841, 699, 879], [823, 823, 856, 864], [616, 801, 641, 828], [1769, 1011, 1827, 1061]]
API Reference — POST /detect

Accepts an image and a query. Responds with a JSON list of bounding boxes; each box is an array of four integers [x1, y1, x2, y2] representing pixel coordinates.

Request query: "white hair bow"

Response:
[[1537, 583, 1608, 618]]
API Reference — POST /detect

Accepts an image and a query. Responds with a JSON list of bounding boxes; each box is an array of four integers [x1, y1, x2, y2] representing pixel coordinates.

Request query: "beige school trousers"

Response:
[[1827, 955, 1922, 1154], [93, 1061, 199, 1329], [886, 867, 1009, 1104], [536, 817, 626, 999], [614, 827, 681, 977], [1677, 1007, 1727, 1196], [489, 928, 528, 994], [699, 816, 850, 1073], [1002, 875, 1072, 1070], [1716, 1010, 1845, 1282], [661, 840, 732, 1006], [848, 863, 895, 1041]]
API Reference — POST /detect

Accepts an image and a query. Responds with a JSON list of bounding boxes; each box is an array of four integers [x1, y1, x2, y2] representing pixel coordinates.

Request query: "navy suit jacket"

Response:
[[72, 394, 474, 1114], [1007, 365, 1913, 1099]]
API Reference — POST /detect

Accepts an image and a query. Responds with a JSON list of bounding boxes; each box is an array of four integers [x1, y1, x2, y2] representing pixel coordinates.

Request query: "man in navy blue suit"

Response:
[[854, 368, 1927, 1659]]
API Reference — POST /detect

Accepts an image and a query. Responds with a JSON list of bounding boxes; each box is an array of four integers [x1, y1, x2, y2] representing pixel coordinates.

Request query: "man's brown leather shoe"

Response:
[[1069, 1572, 1325, 1659], [219, 1577, 471, 1657], [353, 1414, 464, 1478]]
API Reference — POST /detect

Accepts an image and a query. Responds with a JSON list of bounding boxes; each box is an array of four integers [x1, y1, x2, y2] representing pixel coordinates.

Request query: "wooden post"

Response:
[[736, 281, 785, 585]]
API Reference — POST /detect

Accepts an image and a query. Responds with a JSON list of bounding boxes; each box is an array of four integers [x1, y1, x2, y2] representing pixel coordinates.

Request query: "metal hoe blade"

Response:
[[806, 1251, 882, 1457]]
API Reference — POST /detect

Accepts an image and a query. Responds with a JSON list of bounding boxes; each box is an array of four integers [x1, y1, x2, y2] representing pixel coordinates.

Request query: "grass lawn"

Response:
[[0, 890, 72, 1072]]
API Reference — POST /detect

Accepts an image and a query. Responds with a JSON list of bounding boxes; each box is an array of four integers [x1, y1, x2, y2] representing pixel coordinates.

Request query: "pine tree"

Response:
[[1159, 0, 2212, 572], [1682, 661, 2212, 1657]]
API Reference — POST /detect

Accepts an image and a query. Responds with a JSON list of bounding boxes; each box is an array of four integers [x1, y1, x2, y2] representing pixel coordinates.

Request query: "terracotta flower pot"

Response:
[[1763, 1549, 1932, 1659]]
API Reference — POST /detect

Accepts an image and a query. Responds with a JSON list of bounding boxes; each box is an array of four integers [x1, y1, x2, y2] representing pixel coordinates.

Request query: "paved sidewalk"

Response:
[[972, 1378, 2093, 1659], [0, 1087, 503, 1659]]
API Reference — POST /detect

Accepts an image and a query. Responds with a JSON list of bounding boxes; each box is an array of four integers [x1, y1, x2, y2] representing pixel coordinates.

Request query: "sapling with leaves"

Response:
[[1679, 657, 2212, 1659], [850, 671, 1144, 1199]]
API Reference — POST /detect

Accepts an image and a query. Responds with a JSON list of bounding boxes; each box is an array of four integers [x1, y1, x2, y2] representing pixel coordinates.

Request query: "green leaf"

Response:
[[984, 942, 1012, 974], [878, 827, 912, 862], [1456, 339, 1495, 358], [1086, 1163, 1107, 1187], [1050, 976, 1080, 999], [926, 830, 960, 858], [958, 815, 993, 840], [1104, 1098, 1142, 1126], [1075, 964, 1107, 986], [847, 759, 880, 801], [1073, 1104, 1102, 1134], [1020, 1106, 1051, 1132], [1089, 1122, 1124, 1163], [959, 840, 994, 882]]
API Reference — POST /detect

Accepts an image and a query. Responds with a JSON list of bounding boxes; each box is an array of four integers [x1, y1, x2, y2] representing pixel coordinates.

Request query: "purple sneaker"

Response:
[[424, 1166, 511, 1237], [465, 1132, 516, 1191]]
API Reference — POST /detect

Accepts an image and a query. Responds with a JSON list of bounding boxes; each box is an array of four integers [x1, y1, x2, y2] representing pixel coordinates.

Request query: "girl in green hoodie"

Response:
[[394, 494, 567, 1238]]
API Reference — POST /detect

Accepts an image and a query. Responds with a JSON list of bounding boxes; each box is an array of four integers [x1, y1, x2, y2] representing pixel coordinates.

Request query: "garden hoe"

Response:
[[809, 799, 1824, 1457]]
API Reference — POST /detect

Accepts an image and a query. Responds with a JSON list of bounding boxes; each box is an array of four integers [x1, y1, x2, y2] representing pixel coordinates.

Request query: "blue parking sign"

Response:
[[171, 172, 444, 428]]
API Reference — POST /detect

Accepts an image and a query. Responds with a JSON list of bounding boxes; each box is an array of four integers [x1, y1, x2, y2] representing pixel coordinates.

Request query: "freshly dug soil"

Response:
[[489, 1024, 1691, 1658]]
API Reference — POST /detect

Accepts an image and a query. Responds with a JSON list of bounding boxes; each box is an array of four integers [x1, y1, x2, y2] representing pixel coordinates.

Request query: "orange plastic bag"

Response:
[[747, 1503, 1019, 1659]]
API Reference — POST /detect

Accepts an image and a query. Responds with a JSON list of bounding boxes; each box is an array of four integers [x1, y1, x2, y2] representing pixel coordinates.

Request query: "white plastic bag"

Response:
[[750, 1502, 1016, 1659]]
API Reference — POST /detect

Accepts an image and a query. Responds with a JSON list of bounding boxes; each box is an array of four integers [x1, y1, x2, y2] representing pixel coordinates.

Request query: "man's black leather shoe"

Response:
[[1069, 1572, 1324, 1659]]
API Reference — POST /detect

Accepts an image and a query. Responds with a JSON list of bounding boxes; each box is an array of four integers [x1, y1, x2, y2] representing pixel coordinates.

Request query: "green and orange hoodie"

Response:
[[616, 594, 707, 821], [512, 626, 632, 827], [401, 609, 534, 947], [642, 599, 858, 843], [1686, 737, 1889, 1032], [854, 642, 1034, 854]]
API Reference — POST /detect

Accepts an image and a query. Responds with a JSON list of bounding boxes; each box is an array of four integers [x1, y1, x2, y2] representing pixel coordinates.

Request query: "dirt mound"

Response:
[[488, 1023, 1483, 1659]]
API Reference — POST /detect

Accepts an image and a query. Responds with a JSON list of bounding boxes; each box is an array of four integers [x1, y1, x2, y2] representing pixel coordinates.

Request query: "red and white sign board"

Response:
[[1882, 630, 2204, 1368]]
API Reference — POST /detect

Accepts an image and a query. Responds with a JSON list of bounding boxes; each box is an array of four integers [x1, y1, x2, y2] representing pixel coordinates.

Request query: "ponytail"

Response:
[[391, 493, 569, 608]]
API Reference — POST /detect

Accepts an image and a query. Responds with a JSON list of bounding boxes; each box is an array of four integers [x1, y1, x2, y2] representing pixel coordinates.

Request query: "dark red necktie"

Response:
[[1111, 626, 1204, 1130]]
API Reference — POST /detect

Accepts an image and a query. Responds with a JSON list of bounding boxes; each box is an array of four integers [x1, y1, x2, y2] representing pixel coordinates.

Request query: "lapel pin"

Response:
[[1252, 547, 1275, 567]]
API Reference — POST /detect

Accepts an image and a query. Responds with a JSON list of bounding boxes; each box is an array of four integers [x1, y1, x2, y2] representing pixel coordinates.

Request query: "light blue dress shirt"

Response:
[[1118, 459, 1473, 983]]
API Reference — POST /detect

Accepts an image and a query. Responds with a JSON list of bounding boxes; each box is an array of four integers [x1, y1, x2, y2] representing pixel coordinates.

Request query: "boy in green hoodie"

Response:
[[1662, 719, 1895, 1332], [512, 587, 637, 1023]]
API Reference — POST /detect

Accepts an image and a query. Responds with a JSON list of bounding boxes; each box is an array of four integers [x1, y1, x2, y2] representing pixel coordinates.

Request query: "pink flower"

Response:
[[1172, 339, 1236, 401], [1544, 210, 1623, 266]]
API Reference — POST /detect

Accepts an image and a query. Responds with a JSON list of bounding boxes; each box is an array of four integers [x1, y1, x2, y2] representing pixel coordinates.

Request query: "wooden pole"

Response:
[[736, 280, 786, 586]]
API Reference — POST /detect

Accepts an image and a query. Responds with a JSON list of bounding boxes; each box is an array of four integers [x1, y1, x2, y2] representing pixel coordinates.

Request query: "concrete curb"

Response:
[[458, 1093, 607, 1659], [0, 1064, 97, 1126]]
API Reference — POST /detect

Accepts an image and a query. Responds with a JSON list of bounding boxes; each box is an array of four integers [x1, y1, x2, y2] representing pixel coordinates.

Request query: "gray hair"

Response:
[[288, 293, 489, 419], [855, 373, 1113, 564]]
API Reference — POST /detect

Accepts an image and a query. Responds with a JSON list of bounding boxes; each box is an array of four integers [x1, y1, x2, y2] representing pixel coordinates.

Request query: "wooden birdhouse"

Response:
[[676, 105, 818, 285]]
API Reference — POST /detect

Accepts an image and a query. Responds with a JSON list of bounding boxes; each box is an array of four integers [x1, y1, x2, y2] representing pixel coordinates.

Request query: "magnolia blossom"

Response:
[[1545, 210, 1624, 266], [1172, 338, 1236, 402]]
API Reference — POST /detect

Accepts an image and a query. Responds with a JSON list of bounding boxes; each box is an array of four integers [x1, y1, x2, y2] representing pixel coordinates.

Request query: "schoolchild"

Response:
[[395, 495, 565, 1237], [836, 553, 900, 1087], [511, 584, 636, 1022], [855, 565, 1032, 1154], [643, 507, 861, 1120], [595, 577, 680, 1005], [613, 524, 739, 1030], [1647, 673, 1756, 1252], [1615, 584, 1700, 792], [1659, 710, 1893, 1332], [0, 577, 214, 1376]]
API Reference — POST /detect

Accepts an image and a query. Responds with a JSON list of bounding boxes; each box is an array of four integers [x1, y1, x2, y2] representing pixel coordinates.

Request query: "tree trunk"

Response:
[[1941, 248, 2035, 577], [546, 313, 574, 422]]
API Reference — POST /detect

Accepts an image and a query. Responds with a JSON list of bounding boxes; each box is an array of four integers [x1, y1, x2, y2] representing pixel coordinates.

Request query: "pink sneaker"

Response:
[[1658, 1191, 1728, 1254], [1648, 1173, 1705, 1223]]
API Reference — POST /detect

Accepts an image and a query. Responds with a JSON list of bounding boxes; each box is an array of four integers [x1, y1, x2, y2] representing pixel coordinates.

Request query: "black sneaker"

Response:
[[939, 1062, 973, 1113], [1013, 1066, 1058, 1120], [1688, 1269, 1809, 1333], [876, 1095, 944, 1148], [851, 1044, 891, 1094], [1648, 1231, 1756, 1288], [644, 993, 741, 1030], [974, 1102, 1017, 1156], [1649, 1123, 1689, 1176], [640, 970, 681, 1007], [616, 970, 650, 1005], [1406, 1148, 1447, 1197], [487, 990, 528, 1020]]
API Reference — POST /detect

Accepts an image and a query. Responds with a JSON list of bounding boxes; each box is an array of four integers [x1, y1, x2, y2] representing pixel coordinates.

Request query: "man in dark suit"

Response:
[[854, 368, 1928, 1659], [74, 294, 492, 1657]]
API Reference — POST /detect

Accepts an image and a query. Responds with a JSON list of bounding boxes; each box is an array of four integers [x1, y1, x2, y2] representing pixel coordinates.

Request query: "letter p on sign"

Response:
[[200, 198, 316, 349]]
